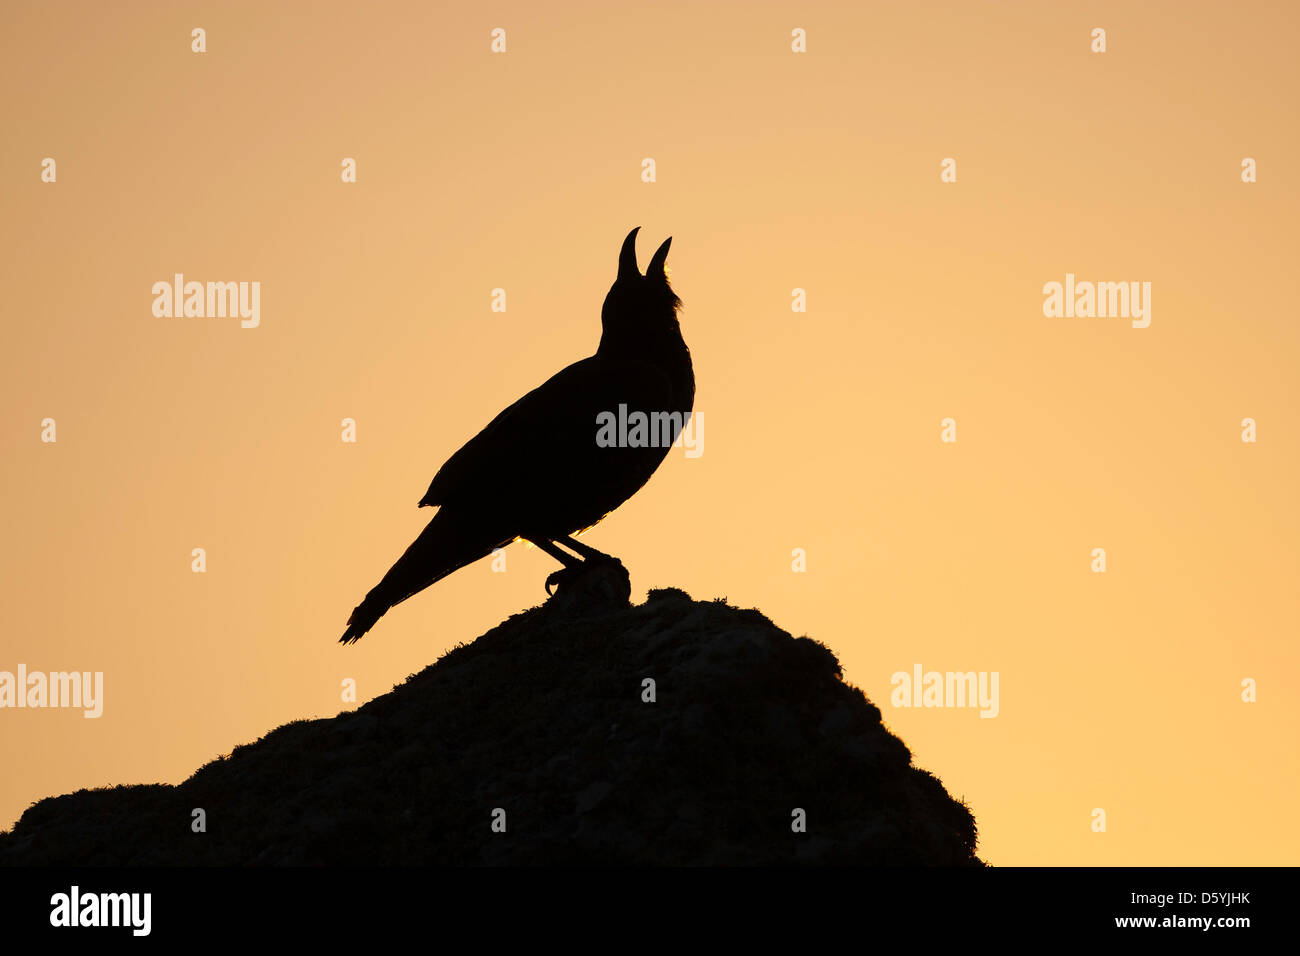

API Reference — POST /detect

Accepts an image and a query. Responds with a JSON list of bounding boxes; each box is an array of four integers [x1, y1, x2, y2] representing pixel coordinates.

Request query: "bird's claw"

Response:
[[545, 567, 577, 596]]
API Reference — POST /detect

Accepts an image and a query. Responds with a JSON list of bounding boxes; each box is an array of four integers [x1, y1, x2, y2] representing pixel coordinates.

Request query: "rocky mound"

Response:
[[0, 582, 981, 865]]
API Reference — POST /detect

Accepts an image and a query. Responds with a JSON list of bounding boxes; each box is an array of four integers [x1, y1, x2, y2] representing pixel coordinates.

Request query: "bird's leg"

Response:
[[524, 535, 623, 596], [555, 534, 616, 563], [549, 533, 631, 607], [523, 536, 585, 595], [525, 536, 583, 567]]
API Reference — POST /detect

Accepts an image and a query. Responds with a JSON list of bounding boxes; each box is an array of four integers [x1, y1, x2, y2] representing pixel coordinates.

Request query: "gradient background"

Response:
[[1, 0, 1296, 865]]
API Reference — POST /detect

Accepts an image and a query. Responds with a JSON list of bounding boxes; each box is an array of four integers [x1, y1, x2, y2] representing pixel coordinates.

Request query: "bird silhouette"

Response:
[[339, 227, 694, 644]]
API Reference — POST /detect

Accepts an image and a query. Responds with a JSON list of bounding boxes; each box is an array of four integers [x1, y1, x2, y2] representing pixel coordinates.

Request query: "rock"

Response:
[[0, 588, 981, 866]]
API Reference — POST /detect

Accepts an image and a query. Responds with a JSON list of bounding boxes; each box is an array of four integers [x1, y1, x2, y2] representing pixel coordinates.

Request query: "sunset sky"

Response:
[[1, 0, 1297, 865]]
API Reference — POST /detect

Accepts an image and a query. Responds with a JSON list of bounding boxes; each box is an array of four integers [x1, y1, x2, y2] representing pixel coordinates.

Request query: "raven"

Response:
[[339, 228, 694, 644]]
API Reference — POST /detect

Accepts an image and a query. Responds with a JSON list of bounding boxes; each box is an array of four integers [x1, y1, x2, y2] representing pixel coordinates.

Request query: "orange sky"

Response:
[[1, 0, 1296, 865]]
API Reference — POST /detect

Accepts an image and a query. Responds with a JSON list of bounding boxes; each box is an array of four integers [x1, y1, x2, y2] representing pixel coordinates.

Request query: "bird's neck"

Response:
[[598, 320, 687, 364], [598, 321, 694, 410]]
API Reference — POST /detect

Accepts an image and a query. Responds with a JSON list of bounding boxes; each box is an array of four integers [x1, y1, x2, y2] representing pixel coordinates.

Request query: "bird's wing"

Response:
[[419, 355, 674, 508]]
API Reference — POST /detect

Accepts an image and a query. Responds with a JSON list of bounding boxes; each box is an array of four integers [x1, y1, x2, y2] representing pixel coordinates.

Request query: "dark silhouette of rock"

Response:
[[0, 580, 981, 865]]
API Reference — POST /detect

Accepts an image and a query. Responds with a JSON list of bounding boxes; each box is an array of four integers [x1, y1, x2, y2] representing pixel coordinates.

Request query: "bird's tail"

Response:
[[339, 509, 509, 644], [340, 592, 397, 646]]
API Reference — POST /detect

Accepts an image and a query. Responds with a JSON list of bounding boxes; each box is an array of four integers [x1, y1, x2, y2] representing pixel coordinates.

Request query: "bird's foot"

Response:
[[543, 556, 631, 611], [545, 565, 580, 596]]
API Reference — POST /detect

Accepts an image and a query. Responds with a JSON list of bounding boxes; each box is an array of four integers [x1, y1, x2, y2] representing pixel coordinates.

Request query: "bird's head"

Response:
[[600, 227, 682, 346]]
